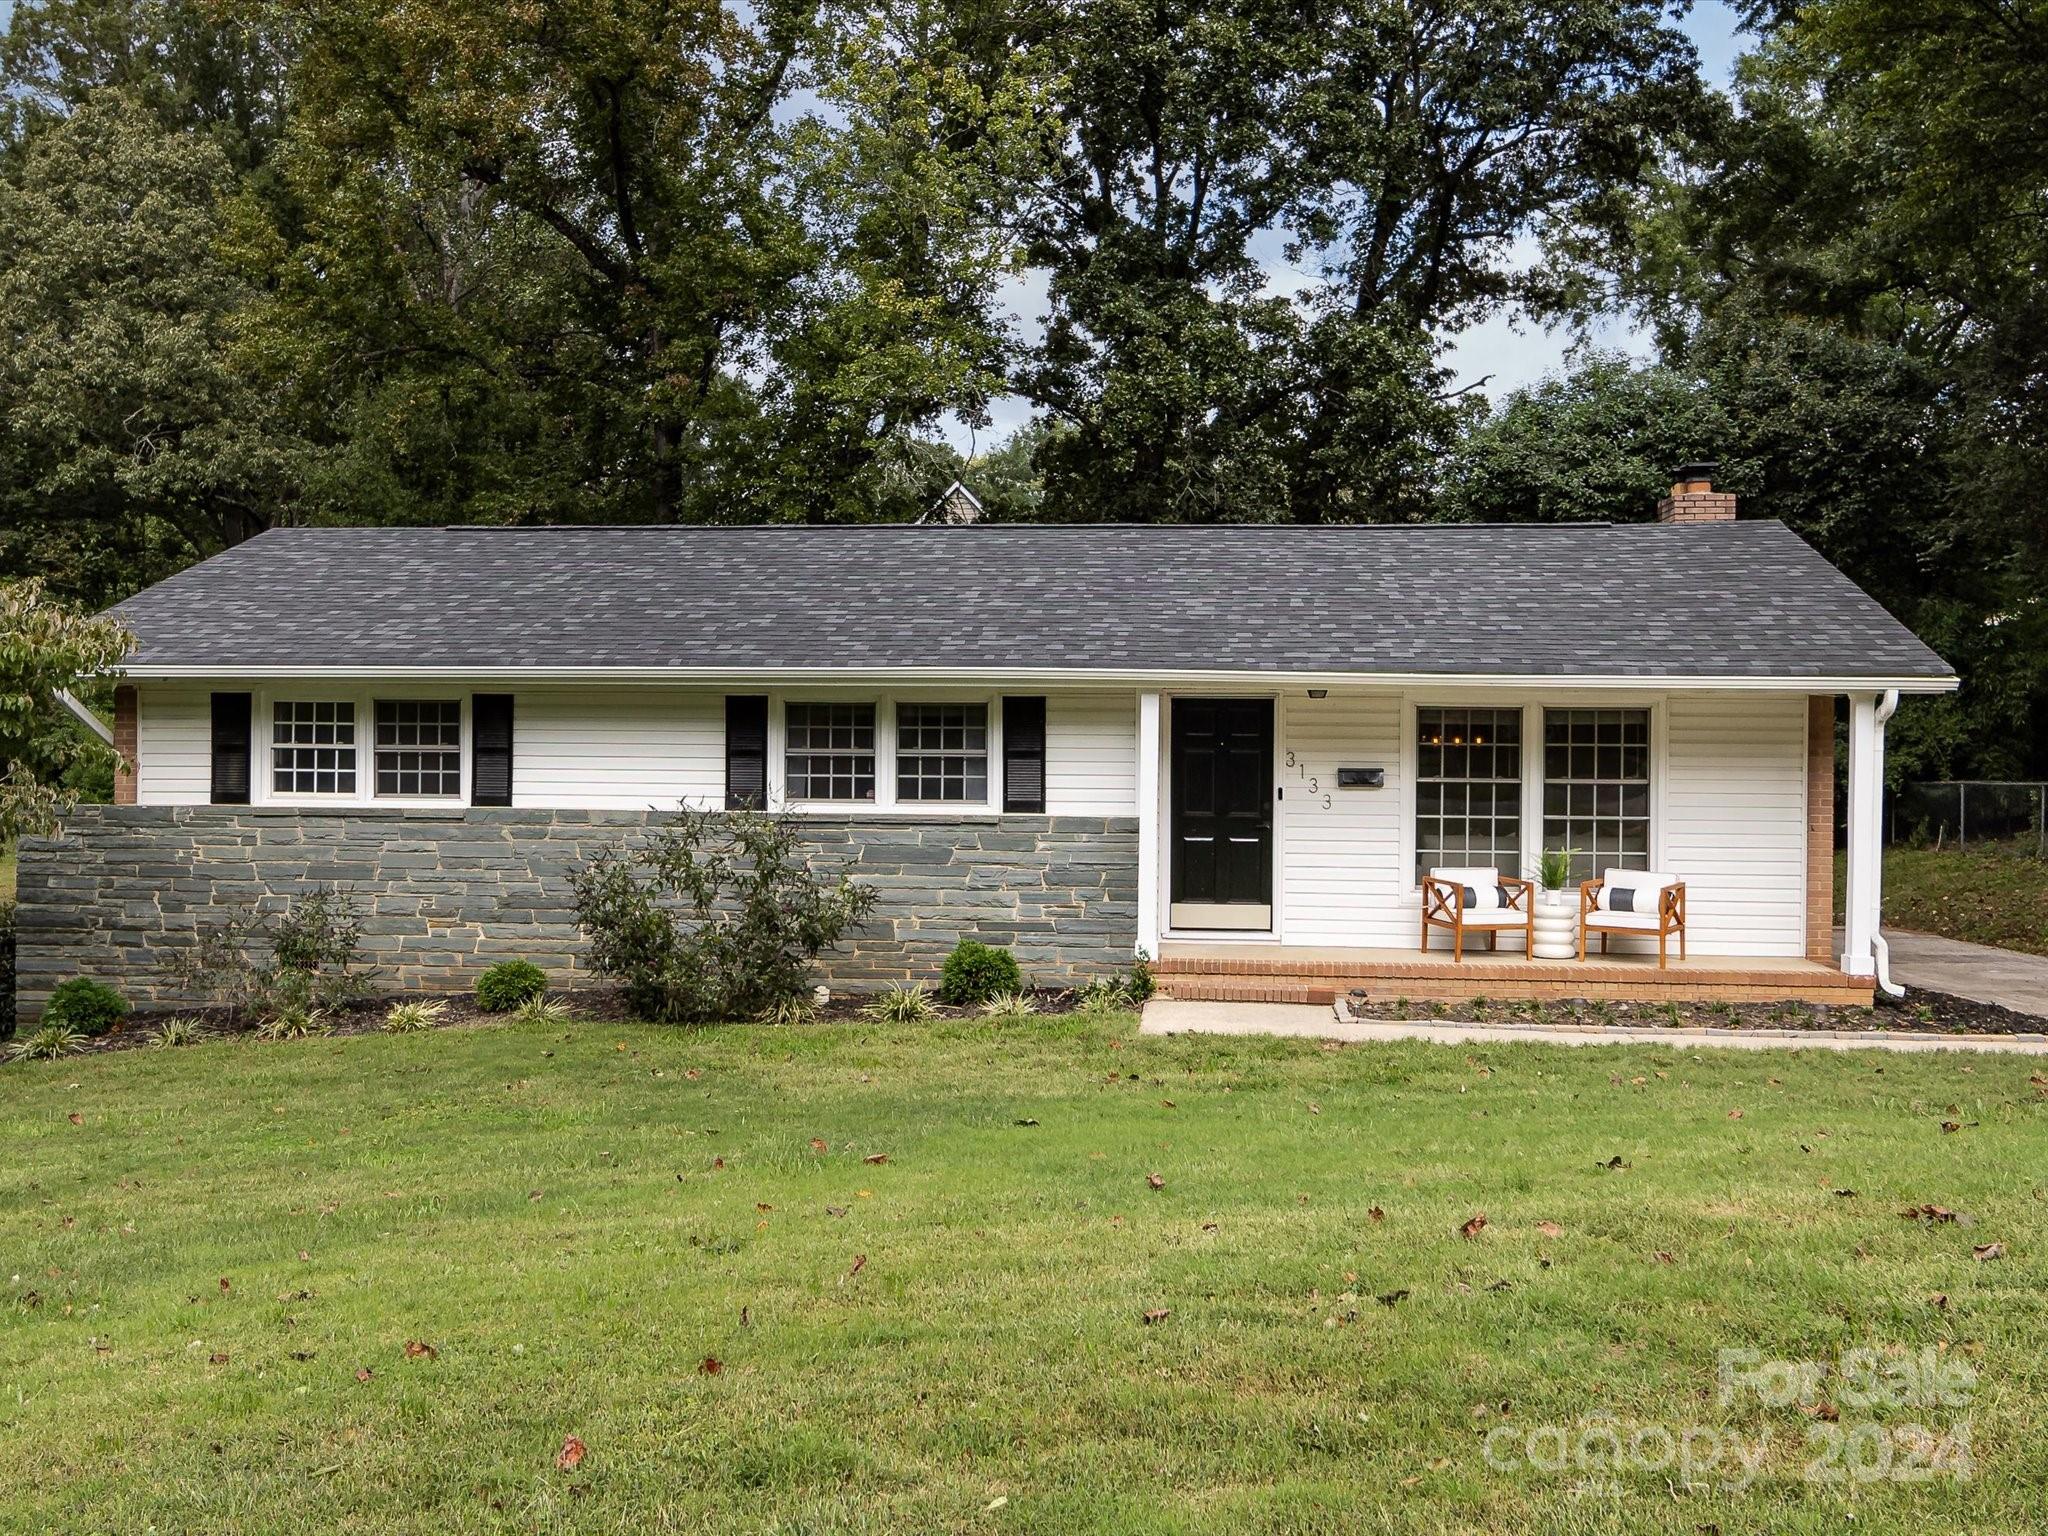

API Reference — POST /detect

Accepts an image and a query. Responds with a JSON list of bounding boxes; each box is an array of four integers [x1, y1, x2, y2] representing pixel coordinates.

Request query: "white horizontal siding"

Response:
[[511, 689, 724, 810], [136, 684, 212, 805], [1045, 692, 1137, 815], [1662, 692, 1807, 956], [1279, 691, 1408, 946]]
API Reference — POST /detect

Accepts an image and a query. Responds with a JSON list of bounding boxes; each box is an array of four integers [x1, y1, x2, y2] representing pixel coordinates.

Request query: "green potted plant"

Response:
[[1529, 847, 1579, 959]]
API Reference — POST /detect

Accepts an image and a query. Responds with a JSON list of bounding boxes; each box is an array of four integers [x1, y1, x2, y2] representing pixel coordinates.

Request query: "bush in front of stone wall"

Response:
[[939, 940, 1022, 1006], [159, 887, 371, 1029], [570, 807, 877, 1024], [43, 977, 129, 1036], [476, 960, 549, 1013]]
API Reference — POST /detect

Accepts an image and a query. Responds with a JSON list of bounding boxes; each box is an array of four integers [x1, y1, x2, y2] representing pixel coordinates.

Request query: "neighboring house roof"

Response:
[[109, 521, 1956, 686]]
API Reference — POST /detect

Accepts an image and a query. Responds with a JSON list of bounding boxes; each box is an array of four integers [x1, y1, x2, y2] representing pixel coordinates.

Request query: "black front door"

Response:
[[1170, 698, 1274, 926]]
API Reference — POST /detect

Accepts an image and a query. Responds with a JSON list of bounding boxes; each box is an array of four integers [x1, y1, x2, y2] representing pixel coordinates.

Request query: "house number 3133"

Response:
[[1284, 753, 1331, 809]]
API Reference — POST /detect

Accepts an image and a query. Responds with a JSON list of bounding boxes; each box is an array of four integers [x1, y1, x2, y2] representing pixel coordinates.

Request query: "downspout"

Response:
[[56, 688, 114, 746], [1869, 689, 1903, 998]]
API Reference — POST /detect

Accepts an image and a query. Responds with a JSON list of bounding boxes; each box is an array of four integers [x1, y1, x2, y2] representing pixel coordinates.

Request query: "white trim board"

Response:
[[121, 664, 1960, 694]]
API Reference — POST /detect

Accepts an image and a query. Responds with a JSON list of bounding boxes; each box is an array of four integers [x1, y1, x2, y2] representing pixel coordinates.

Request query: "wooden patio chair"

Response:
[[1579, 868, 1687, 967], [1420, 866, 1535, 962]]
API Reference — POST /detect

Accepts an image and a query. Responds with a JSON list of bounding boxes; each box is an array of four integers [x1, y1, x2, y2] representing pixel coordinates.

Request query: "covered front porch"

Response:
[[1154, 941, 1875, 1008], [1132, 682, 1910, 1007]]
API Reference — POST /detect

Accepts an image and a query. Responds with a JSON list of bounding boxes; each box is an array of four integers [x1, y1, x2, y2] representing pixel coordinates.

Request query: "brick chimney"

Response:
[[1656, 462, 1736, 523]]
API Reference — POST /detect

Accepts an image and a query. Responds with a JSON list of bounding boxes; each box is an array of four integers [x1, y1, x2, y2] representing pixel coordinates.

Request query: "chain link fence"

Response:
[[1889, 781, 2048, 854]]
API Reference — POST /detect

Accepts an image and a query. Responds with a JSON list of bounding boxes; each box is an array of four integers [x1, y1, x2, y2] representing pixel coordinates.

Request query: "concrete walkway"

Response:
[[1141, 998, 2048, 1055], [1876, 929, 2048, 1018]]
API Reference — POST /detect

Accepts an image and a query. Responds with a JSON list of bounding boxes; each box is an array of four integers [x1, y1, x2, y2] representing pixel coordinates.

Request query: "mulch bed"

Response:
[[1343, 986, 2047, 1036], [29, 984, 1105, 1058]]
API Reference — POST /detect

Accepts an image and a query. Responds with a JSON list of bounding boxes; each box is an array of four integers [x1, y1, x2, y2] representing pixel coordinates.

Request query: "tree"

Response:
[[0, 579, 129, 840], [1014, 0, 1706, 522], [0, 88, 295, 604]]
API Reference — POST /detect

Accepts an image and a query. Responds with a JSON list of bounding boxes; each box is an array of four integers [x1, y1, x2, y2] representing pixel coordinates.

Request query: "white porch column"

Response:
[[1135, 691, 1162, 957], [1840, 690, 1893, 978]]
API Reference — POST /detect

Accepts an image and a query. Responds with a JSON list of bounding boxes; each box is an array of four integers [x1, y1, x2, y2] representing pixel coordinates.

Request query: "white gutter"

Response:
[[116, 663, 1963, 694], [1869, 688, 1904, 998], [55, 688, 114, 746]]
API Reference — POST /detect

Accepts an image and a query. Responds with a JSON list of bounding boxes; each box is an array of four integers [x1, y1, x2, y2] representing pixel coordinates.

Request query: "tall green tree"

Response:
[[0, 87, 294, 603], [0, 579, 129, 839]]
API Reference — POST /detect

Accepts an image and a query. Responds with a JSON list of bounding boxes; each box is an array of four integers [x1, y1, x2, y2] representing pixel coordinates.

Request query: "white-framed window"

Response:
[[896, 701, 989, 802], [1414, 705, 1523, 880], [1543, 707, 1651, 881], [785, 701, 877, 801], [271, 700, 358, 795], [374, 699, 463, 798]]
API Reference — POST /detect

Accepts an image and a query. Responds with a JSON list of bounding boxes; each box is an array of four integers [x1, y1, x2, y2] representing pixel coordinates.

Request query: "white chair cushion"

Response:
[[1596, 867, 1677, 916], [1585, 907, 1662, 930], [1454, 909, 1530, 928], [1429, 866, 1505, 912]]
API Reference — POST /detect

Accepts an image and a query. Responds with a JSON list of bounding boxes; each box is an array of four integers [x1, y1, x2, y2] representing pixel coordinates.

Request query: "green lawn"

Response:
[[1838, 841, 2048, 956], [4, 1014, 2045, 1532]]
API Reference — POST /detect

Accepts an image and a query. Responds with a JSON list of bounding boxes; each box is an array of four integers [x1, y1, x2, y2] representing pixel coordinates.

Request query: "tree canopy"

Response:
[[0, 0, 2039, 775]]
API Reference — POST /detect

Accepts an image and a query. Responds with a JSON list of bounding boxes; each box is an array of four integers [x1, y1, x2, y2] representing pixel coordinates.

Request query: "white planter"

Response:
[[1530, 890, 1577, 959]]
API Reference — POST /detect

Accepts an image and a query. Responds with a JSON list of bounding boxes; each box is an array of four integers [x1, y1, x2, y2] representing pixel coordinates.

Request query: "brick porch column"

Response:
[[1805, 695, 1835, 963], [112, 684, 137, 805]]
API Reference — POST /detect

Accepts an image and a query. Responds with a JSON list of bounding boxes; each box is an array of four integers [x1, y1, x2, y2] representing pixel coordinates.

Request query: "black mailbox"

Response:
[[1336, 766, 1385, 789]]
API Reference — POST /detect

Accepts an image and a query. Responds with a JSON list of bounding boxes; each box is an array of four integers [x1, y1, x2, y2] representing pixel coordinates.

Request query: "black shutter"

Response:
[[726, 696, 768, 809], [1003, 696, 1046, 813], [471, 693, 514, 806], [209, 692, 252, 805]]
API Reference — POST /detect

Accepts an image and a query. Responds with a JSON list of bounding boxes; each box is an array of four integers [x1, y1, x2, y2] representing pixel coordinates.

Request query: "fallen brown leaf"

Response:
[[404, 1340, 438, 1361], [1802, 1400, 1840, 1422], [1535, 1221, 1563, 1238], [1377, 1289, 1409, 1307], [209, 1351, 229, 1365], [218, 1277, 231, 1293], [1972, 1242, 2006, 1262], [848, 1254, 867, 1277], [66, 1113, 82, 1125], [1141, 1308, 1171, 1325], [1726, 1108, 1744, 1120], [556, 1435, 586, 1471], [1459, 1213, 1488, 1240], [863, 1153, 889, 1166], [1368, 1205, 1386, 1224], [809, 1138, 828, 1153], [354, 1366, 373, 1382], [1901, 1204, 1961, 1224], [699, 1356, 723, 1375], [1941, 1121, 1962, 1134], [1652, 1250, 1676, 1264], [1930, 1292, 1950, 1310], [1146, 1172, 1164, 1190]]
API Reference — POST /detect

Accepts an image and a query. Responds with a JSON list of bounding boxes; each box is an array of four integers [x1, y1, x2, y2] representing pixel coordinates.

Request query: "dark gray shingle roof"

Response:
[[110, 521, 1954, 682]]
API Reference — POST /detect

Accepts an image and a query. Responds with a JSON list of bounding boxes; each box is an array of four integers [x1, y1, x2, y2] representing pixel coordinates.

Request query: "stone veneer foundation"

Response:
[[15, 808, 1140, 1020]]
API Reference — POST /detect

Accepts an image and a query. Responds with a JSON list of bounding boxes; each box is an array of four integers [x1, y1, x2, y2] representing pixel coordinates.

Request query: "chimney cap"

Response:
[[1672, 460, 1721, 485]]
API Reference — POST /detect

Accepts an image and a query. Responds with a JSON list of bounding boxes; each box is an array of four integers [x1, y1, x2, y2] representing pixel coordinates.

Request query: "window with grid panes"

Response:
[[785, 702, 876, 800], [895, 702, 988, 802], [271, 701, 357, 795], [375, 699, 463, 797], [1542, 708, 1651, 881], [1414, 707, 1523, 880]]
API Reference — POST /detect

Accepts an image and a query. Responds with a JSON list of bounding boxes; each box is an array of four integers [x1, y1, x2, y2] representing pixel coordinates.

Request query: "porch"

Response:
[[1155, 941, 1876, 1008]]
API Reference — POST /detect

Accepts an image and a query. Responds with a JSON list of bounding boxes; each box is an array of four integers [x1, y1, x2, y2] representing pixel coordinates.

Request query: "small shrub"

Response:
[[382, 999, 448, 1033], [512, 995, 574, 1027], [255, 1005, 333, 1041], [982, 990, 1037, 1018], [44, 978, 129, 1037], [149, 1018, 204, 1049], [861, 982, 935, 1024], [1128, 949, 1157, 1003], [939, 940, 1021, 1006], [476, 961, 548, 1013], [1074, 976, 1133, 1013], [162, 888, 371, 1025], [570, 808, 876, 1024], [7, 1024, 85, 1062]]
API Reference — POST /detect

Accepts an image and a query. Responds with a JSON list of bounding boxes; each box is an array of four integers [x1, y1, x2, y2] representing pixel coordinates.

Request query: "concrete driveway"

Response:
[[1875, 929, 2048, 1019]]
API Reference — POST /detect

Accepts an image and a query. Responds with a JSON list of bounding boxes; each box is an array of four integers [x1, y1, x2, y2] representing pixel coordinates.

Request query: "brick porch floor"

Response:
[[1155, 942, 1875, 1008]]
